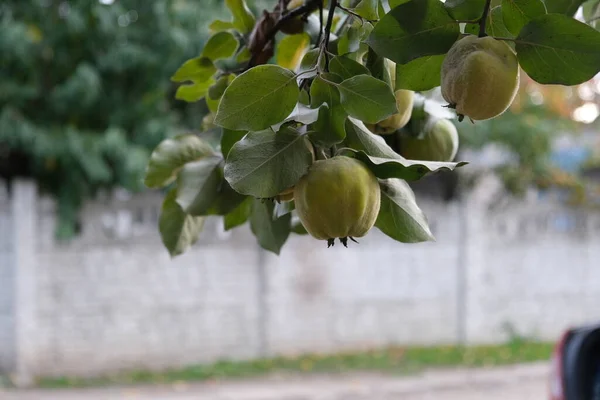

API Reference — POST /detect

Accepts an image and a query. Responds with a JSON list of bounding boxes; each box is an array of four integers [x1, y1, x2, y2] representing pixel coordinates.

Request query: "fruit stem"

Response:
[[478, 0, 493, 37]]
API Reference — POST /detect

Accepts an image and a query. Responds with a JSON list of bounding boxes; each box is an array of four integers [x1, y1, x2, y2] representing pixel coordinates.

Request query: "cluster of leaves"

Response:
[[148, 0, 600, 256], [0, 0, 229, 238]]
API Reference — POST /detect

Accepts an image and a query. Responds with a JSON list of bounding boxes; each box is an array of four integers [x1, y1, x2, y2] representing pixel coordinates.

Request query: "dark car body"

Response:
[[550, 322, 600, 400]]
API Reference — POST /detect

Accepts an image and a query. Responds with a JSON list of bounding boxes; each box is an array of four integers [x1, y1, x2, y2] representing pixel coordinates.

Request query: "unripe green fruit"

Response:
[[294, 156, 380, 246], [399, 119, 459, 162], [366, 90, 414, 135], [441, 35, 519, 121], [376, 90, 414, 134], [276, 186, 295, 202]]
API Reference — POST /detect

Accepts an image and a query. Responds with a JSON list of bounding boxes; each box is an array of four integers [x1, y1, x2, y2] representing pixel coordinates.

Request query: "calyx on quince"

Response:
[[294, 156, 381, 247], [441, 35, 519, 121]]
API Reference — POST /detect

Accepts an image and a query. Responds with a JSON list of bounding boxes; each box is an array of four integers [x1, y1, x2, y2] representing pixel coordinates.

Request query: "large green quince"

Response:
[[399, 119, 459, 162], [441, 35, 519, 121], [294, 156, 380, 247]]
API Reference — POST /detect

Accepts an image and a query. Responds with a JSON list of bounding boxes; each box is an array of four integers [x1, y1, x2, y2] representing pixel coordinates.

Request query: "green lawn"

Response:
[[38, 339, 553, 388]]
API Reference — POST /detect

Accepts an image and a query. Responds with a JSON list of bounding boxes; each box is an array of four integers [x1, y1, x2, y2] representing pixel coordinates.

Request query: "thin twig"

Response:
[[478, 0, 493, 37], [336, 4, 375, 24], [321, 0, 338, 71]]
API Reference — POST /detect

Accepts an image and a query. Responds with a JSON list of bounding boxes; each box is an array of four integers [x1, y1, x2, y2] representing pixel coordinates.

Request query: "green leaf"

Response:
[[353, 0, 379, 20], [502, 0, 547, 36], [338, 75, 398, 124], [159, 189, 205, 257], [202, 31, 239, 61], [444, 0, 487, 21], [347, 149, 468, 181], [144, 135, 214, 188], [274, 200, 295, 219], [273, 103, 322, 131], [207, 179, 247, 216], [583, 1, 600, 29], [465, 6, 514, 40], [310, 73, 343, 108], [365, 47, 392, 86], [175, 78, 215, 102], [276, 33, 311, 71], [344, 117, 401, 159], [376, 178, 435, 243], [367, 0, 461, 65], [221, 129, 247, 158], [309, 104, 348, 146], [224, 126, 313, 198], [337, 24, 362, 56], [171, 57, 216, 83], [544, 0, 586, 16], [209, 20, 237, 32], [214, 65, 299, 131], [388, 0, 412, 8], [224, 197, 253, 230], [208, 75, 234, 101], [516, 14, 600, 85], [176, 156, 223, 215], [395, 55, 445, 91], [298, 48, 324, 78], [329, 56, 371, 80], [225, 0, 256, 33], [250, 199, 291, 255]]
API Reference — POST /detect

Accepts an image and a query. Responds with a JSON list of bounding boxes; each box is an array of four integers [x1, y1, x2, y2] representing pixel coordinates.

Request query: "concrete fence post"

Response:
[[10, 180, 38, 387]]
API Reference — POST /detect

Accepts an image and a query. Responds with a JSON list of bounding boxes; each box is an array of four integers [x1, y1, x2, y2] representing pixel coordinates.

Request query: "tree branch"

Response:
[[478, 0, 493, 37], [246, 0, 322, 70]]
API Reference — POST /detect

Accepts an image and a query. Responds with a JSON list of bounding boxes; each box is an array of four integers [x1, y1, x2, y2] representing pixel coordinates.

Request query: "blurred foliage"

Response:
[[0, 0, 273, 238], [37, 340, 553, 388], [456, 70, 594, 201]]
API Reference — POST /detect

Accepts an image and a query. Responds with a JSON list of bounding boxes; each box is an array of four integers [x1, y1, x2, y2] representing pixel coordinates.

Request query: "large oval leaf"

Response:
[[250, 199, 291, 255], [367, 0, 460, 65], [347, 149, 468, 181], [330, 56, 371, 80], [465, 6, 514, 41], [502, 0, 547, 36], [176, 156, 223, 215], [516, 14, 600, 85], [338, 75, 398, 124], [159, 189, 205, 257], [215, 65, 300, 131], [224, 127, 313, 198], [343, 118, 467, 181], [395, 55, 445, 91], [444, 0, 486, 21], [202, 31, 239, 61], [544, 0, 586, 16], [376, 178, 435, 243], [144, 135, 214, 189]]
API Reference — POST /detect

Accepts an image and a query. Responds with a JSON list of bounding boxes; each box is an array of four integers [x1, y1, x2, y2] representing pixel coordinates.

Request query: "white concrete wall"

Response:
[[2, 177, 600, 380]]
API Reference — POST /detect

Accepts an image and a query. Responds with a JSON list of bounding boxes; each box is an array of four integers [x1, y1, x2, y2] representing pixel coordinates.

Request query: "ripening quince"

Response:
[[441, 35, 519, 121], [399, 119, 459, 162], [276, 186, 295, 202], [371, 89, 414, 135], [294, 156, 380, 247]]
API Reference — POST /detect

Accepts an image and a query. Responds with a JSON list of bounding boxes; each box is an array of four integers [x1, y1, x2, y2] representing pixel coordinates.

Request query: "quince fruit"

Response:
[[441, 35, 519, 121], [399, 119, 459, 162], [294, 156, 380, 247]]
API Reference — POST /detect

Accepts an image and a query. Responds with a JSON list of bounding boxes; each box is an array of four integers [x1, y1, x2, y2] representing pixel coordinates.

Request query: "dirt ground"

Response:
[[0, 362, 550, 400]]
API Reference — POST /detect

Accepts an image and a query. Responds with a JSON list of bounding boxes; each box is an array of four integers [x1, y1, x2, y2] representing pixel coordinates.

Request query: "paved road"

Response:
[[1, 362, 549, 400]]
